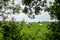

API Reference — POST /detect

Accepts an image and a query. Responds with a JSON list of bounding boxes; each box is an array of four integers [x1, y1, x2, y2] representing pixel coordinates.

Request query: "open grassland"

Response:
[[0, 22, 51, 40], [20, 22, 50, 40]]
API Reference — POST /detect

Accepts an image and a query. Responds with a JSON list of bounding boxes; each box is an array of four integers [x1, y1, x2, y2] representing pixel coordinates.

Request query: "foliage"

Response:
[[35, 6, 41, 15], [0, 0, 20, 21], [0, 22, 50, 40], [22, 0, 47, 18], [22, 0, 33, 6], [0, 22, 21, 40], [23, 7, 28, 14], [45, 0, 60, 40], [45, 0, 60, 20], [46, 22, 60, 40], [0, 0, 47, 19]]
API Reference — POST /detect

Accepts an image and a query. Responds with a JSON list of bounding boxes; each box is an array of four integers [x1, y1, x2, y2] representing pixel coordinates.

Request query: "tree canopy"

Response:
[[22, 0, 47, 19], [45, 0, 60, 40], [0, 0, 48, 21], [0, 0, 20, 21], [45, 0, 60, 20]]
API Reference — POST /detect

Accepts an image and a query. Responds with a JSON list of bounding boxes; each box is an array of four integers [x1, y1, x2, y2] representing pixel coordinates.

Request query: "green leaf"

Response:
[[22, 0, 33, 5], [3, 0, 9, 2], [23, 7, 28, 14], [35, 7, 41, 15]]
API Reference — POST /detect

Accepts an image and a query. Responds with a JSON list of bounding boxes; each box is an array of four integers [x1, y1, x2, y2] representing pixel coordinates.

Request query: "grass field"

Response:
[[0, 22, 51, 40], [19, 22, 50, 40]]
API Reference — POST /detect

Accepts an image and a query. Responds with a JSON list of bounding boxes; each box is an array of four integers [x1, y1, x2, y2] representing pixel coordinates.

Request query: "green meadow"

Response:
[[0, 22, 51, 40]]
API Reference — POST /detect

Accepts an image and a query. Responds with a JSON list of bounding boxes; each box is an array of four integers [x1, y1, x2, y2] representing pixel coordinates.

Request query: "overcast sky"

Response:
[[0, 0, 56, 22], [13, 0, 56, 22]]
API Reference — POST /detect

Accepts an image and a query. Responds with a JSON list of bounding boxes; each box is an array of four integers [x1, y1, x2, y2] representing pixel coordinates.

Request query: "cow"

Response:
[[26, 22, 32, 28]]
